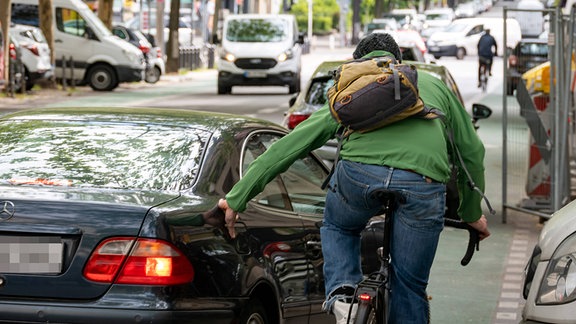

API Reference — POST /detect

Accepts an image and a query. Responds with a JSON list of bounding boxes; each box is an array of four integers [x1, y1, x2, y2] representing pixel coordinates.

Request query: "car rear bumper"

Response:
[[117, 65, 144, 83], [0, 304, 235, 323], [427, 45, 457, 57], [218, 70, 298, 87]]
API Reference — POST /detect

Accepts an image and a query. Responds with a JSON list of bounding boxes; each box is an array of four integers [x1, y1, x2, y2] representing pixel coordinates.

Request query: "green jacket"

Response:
[[226, 54, 486, 222]]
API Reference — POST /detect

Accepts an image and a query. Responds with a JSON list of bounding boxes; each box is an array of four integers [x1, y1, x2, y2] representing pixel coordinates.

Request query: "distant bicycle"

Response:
[[478, 57, 491, 93]]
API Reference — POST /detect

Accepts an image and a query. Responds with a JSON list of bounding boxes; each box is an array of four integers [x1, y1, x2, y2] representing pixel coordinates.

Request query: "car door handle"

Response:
[[306, 241, 322, 248]]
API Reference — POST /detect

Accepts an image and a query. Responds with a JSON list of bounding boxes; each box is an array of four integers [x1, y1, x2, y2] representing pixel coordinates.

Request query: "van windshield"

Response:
[[226, 18, 288, 42]]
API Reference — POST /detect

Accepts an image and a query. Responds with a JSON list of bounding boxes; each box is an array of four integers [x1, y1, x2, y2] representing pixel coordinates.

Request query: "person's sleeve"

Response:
[[225, 105, 339, 212], [446, 92, 486, 222]]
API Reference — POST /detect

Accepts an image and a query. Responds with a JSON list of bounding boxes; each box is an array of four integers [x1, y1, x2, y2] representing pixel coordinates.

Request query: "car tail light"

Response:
[[509, 55, 518, 67], [23, 44, 40, 56], [287, 113, 310, 129], [84, 237, 194, 286], [9, 43, 17, 60], [156, 48, 163, 59], [138, 41, 150, 54]]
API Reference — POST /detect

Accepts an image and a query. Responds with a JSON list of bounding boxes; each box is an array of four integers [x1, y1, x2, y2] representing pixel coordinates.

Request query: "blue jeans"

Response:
[[321, 160, 445, 324]]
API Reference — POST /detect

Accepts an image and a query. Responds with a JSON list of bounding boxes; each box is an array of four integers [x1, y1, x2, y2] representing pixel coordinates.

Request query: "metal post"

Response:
[[62, 55, 67, 91], [502, 7, 509, 223]]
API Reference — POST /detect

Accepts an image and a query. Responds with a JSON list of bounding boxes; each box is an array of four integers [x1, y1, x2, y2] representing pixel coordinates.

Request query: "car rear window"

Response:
[[520, 43, 548, 56], [0, 119, 210, 191]]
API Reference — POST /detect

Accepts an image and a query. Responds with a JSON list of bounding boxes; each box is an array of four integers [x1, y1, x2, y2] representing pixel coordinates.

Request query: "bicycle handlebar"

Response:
[[443, 218, 480, 266]]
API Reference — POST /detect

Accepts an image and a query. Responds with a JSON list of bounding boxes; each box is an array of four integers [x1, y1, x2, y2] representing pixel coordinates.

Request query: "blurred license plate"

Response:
[[0, 236, 63, 274], [245, 71, 267, 78]]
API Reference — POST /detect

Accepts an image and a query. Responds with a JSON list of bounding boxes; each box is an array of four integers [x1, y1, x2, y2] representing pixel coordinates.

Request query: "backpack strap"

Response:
[[438, 112, 496, 215]]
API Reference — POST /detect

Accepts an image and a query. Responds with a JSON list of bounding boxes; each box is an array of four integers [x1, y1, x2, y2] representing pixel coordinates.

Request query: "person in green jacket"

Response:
[[218, 32, 490, 324]]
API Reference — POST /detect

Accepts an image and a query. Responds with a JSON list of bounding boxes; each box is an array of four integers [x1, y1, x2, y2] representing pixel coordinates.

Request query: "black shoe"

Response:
[[489, 72, 492, 76]]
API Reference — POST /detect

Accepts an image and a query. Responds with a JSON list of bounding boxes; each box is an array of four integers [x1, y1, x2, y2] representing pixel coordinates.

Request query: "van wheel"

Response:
[[434, 55, 441, 60], [217, 81, 231, 95], [88, 64, 118, 91], [456, 48, 466, 60], [145, 66, 161, 84]]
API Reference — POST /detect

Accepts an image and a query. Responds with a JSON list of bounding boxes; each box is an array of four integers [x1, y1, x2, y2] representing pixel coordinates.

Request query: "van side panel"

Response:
[[11, 0, 144, 91]]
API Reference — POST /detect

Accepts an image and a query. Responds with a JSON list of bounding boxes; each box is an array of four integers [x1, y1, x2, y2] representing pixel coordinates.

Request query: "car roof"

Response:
[[1, 107, 286, 134]]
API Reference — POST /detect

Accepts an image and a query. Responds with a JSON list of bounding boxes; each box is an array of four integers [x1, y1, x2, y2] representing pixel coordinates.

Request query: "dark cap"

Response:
[[352, 32, 402, 61]]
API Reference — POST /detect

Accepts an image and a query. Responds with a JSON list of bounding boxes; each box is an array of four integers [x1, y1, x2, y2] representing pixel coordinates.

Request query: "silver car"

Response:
[[9, 24, 53, 91], [521, 201, 576, 323]]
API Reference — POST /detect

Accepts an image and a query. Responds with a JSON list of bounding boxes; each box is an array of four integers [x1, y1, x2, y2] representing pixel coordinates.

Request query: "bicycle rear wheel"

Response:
[[354, 301, 375, 324]]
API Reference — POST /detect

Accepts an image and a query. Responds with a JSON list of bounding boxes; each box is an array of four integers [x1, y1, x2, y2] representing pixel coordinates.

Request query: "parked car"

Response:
[[283, 58, 464, 165], [112, 25, 165, 84], [363, 18, 399, 37], [0, 107, 341, 323], [454, 2, 477, 18], [421, 8, 456, 42], [506, 38, 549, 95], [8, 23, 53, 91], [7, 33, 26, 94], [521, 199, 576, 323], [124, 16, 193, 47]]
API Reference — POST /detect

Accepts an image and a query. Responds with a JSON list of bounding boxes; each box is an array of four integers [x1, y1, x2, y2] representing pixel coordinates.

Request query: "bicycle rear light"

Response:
[[359, 293, 372, 302]]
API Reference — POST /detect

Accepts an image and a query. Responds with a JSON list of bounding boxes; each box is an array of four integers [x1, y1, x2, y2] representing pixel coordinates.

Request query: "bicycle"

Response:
[[348, 189, 481, 324], [478, 57, 491, 93]]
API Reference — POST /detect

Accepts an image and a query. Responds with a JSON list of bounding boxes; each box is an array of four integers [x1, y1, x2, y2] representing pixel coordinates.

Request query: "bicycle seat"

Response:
[[370, 189, 406, 205]]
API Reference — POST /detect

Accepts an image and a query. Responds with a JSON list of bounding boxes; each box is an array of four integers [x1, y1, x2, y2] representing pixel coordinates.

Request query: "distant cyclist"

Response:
[[477, 29, 497, 87]]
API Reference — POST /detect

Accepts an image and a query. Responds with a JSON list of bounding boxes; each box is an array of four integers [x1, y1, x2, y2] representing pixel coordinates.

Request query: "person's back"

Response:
[[478, 30, 497, 58]]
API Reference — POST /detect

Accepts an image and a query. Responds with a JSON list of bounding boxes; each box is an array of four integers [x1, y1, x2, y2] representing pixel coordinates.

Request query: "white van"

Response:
[[11, 0, 144, 91], [427, 17, 522, 60], [515, 0, 545, 37], [214, 14, 303, 95]]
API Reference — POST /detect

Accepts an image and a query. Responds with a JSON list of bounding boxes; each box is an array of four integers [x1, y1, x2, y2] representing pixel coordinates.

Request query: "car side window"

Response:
[[467, 25, 484, 36], [113, 28, 128, 40], [242, 132, 326, 215], [56, 8, 87, 37]]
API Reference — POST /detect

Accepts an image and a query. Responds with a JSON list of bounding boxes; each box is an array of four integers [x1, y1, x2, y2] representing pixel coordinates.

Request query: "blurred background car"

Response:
[[521, 199, 576, 323], [8, 23, 53, 91], [420, 8, 456, 42], [123, 16, 193, 47], [363, 18, 399, 38], [455, 2, 477, 18], [506, 37, 549, 95], [112, 25, 165, 84]]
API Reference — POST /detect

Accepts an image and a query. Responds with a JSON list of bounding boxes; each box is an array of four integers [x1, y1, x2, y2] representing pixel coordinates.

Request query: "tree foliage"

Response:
[[289, 0, 340, 35]]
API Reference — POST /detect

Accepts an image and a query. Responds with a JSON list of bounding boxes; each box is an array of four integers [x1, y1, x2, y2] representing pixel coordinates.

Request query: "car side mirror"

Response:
[[84, 26, 97, 41], [211, 33, 220, 45], [472, 103, 492, 120], [297, 32, 305, 45]]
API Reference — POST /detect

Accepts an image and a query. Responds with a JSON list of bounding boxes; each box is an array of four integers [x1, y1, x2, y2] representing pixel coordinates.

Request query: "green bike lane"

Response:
[[428, 89, 542, 324]]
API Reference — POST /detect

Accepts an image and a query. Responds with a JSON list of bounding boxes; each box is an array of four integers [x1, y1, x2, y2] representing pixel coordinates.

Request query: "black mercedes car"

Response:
[[0, 107, 334, 323]]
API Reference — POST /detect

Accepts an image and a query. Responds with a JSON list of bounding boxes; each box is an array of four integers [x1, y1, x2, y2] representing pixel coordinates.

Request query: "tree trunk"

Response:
[[39, 0, 57, 88], [98, 0, 114, 30], [0, 0, 10, 88], [166, 0, 180, 73]]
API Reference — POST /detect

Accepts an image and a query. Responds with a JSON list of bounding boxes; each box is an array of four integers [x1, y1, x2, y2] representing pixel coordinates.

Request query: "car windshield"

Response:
[[444, 23, 468, 33], [226, 18, 288, 42], [0, 119, 210, 191]]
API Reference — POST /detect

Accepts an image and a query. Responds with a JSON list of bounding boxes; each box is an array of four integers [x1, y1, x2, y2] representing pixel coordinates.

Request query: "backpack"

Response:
[[326, 55, 442, 138]]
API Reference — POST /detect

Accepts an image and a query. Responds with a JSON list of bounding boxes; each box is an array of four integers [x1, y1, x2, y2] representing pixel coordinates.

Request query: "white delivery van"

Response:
[[11, 0, 144, 91], [214, 14, 304, 95], [427, 17, 522, 60]]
